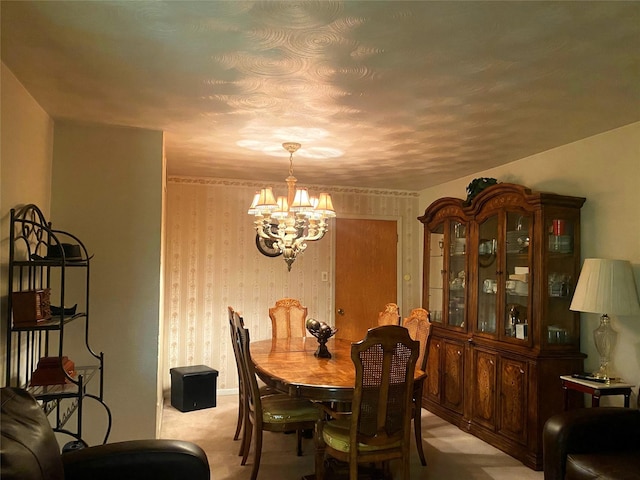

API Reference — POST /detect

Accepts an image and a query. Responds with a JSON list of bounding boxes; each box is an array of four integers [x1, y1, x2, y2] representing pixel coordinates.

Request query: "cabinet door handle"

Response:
[[520, 368, 525, 374], [490, 360, 494, 365], [337, 308, 345, 315]]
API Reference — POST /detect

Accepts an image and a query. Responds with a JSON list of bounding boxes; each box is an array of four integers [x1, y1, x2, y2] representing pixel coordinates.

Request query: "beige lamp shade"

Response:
[[271, 196, 289, 219], [290, 188, 313, 212], [314, 192, 336, 217], [570, 258, 640, 316], [247, 191, 261, 215], [255, 187, 278, 212]]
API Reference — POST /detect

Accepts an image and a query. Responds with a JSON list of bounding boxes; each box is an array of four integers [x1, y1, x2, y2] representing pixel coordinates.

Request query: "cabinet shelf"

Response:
[[13, 258, 90, 267], [11, 313, 86, 331], [28, 365, 100, 400]]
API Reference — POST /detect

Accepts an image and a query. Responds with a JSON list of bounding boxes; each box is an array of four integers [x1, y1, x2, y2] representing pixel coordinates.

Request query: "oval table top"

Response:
[[251, 336, 425, 403]]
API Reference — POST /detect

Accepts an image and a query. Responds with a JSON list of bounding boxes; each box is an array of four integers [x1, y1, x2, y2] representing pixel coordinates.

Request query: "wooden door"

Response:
[[335, 218, 397, 341]]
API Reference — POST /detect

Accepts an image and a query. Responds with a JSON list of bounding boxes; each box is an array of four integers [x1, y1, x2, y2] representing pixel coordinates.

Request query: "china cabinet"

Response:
[[5, 204, 111, 446], [419, 183, 586, 470]]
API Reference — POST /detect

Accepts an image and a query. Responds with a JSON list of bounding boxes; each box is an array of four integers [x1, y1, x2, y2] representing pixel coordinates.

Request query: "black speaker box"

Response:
[[170, 365, 218, 412]]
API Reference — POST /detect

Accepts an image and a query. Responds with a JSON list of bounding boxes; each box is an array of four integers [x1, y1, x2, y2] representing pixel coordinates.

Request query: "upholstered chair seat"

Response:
[[321, 419, 402, 453], [261, 395, 319, 424]]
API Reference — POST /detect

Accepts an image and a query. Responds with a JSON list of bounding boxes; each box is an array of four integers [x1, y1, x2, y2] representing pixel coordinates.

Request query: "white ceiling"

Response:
[[2, 1, 638, 191]]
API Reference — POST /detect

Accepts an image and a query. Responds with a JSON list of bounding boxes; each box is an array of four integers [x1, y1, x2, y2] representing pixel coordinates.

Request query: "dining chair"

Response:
[[377, 302, 400, 326], [228, 306, 245, 445], [228, 306, 276, 456], [269, 298, 308, 339], [402, 307, 432, 466], [314, 324, 420, 480], [234, 314, 319, 480]]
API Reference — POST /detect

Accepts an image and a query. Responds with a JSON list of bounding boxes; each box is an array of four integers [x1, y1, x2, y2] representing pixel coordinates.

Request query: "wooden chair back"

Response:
[[269, 298, 308, 338], [402, 307, 432, 371], [235, 317, 261, 424], [228, 306, 244, 442], [377, 302, 400, 326], [349, 325, 419, 469], [402, 307, 432, 466]]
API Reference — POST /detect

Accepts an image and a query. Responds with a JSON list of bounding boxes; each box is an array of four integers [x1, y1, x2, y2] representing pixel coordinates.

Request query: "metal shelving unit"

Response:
[[5, 204, 111, 446]]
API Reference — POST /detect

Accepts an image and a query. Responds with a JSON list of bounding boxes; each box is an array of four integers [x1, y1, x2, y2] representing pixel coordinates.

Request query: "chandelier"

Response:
[[248, 142, 336, 270]]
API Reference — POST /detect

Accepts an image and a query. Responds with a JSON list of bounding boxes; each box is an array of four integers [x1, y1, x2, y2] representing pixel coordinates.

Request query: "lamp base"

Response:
[[592, 314, 617, 383], [589, 368, 614, 384]]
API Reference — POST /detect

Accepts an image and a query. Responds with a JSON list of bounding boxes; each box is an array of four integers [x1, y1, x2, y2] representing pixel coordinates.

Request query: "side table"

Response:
[[560, 375, 635, 410]]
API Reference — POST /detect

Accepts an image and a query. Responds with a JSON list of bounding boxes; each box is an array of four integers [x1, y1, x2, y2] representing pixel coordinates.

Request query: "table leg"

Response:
[[562, 383, 569, 411], [592, 391, 601, 407], [624, 392, 630, 408]]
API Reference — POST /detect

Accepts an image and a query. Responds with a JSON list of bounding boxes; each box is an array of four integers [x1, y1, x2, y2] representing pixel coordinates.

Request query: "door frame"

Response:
[[329, 214, 404, 325]]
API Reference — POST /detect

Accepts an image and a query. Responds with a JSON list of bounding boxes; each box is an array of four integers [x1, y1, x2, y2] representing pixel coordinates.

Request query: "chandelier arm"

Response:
[[302, 218, 329, 242], [255, 218, 273, 239]]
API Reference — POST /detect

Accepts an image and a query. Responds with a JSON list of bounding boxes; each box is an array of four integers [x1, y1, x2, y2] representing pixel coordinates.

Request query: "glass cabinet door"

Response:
[[545, 213, 578, 347], [504, 212, 531, 341], [477, 215, 498, 334], [447, 221, 467, 328], [428, 224, 445, 324]]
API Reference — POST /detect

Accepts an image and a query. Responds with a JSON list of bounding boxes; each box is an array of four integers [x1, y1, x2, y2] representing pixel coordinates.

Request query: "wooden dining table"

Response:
[[251, 336, 426, 403]]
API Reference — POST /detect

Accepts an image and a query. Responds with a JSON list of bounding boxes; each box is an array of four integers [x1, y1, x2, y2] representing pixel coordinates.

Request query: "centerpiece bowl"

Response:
[[306, 318, 338, 358]]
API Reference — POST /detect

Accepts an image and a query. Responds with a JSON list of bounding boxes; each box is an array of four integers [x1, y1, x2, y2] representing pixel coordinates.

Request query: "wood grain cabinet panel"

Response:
[[424, 336, 442, 403], [498, 356, 528, 445], [471, 348, 497, 430], [442, 340, 464, 414]]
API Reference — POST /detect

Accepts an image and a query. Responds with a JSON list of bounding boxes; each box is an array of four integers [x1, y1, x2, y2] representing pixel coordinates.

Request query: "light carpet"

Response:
[[160, 393, 544, 480]]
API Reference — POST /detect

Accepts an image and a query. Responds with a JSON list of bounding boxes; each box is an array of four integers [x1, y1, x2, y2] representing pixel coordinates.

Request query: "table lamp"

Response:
[[570, 258, 640, 380]]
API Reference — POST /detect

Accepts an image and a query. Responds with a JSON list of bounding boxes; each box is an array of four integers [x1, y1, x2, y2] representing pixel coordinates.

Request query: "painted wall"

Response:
[[163, 178, 422, 393], [418, 122, 640, 407], [0, 62, 54, 383], [49, 121, 164, 443]]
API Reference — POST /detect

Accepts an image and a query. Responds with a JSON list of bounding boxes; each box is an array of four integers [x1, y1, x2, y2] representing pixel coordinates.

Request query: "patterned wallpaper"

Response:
[[163, 177, 421, 392]]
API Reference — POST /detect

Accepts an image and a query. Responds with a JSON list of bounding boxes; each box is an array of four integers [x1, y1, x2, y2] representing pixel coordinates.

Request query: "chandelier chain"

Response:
[[289, 151, 294, 177]]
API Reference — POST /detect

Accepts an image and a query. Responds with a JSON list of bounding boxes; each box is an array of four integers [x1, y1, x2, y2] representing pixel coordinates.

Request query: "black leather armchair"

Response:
[[1, 387, 210, 480], [543, 407, 640, 480]]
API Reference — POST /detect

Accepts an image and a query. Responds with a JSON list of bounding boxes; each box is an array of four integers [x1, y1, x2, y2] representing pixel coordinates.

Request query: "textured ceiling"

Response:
[[2, 1, 639, 191]]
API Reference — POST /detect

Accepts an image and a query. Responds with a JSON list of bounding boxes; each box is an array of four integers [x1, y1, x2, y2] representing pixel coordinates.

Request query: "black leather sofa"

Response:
[[543, 407, 640, 480], [1, 387, 210, 480]]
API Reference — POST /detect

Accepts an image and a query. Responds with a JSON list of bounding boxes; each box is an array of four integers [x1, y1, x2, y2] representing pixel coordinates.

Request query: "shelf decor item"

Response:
[[11, 289, 51, 325], [464, 177, 498, 204], [570, 258, 640, 381], [30, 356, 76, 386], [306, 318, 337, 358]]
